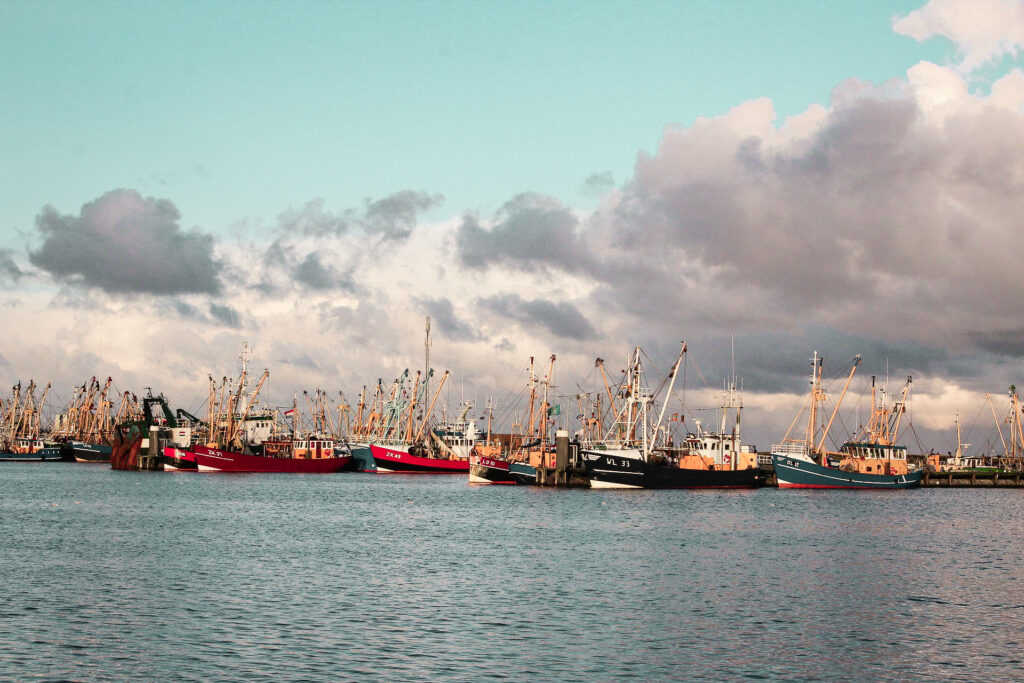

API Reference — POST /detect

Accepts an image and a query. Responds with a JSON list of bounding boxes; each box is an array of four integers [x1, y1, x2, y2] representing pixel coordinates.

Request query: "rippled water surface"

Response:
[[2, 463, 1023, 681]]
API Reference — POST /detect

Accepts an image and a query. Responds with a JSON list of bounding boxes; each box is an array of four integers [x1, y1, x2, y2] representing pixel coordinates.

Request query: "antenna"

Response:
[[731, 334, 736, 389], [423, 317, 431, 418]]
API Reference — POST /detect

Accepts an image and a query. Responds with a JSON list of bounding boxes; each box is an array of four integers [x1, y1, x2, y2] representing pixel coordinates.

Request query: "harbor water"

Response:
[[2, 463, 1023, 681]]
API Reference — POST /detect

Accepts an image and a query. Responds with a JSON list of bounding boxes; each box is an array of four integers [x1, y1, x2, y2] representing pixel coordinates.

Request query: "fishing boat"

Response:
[[367, 394, 477, 474], [770, 353, 922, 489], [961, 388, 1024, 473], [180, 348, 354, 473], [369, 442, 467, 473], [361, 318, 474, 474], [581, 344, 765, 489], [0, 438, 63, 461], [48, 378, 147, 463], [1, 381, 62, 461], [668, 371, 760, 471], [457, 398, 523, 482], [192, 441, 351, 473], [64, 441, 114, 463], [469, 356, 558, 485]]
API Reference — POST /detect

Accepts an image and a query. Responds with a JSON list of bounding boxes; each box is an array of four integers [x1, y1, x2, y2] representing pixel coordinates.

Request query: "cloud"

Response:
[[419, 297, 480, 341], [278, 198, 353, 237], [456, 193, 591, 272], [362, 190, 444, 240], [582, 172, 615, 197], [479, 293, 596, 340], [968, 328, 1024, 357], [293, 252, 340, 290], [277, 190, 443, 239], [209, 304, 241, 328], [261, 190, 443, 293], [28, 189, 222, 295], [893, 0, 1024, 72], [605, 72, 1024, 351], [0, 249, 24, 285]]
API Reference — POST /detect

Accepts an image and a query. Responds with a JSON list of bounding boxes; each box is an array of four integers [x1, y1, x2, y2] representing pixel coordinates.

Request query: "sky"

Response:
[[2, 0, 1024, 452]]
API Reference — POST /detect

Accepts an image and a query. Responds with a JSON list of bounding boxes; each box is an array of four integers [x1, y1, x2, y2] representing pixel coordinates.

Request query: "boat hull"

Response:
[[62, 441, 113, 463], [509, 462, 537, 484], [349, 444, 376, 472], [192, 446, 352, 473], [469, 455, 520, 484], [0, 447, 63, 462], [370, 444, 469, 473], [772, 454, 923, 489], [582, 450, 764, 489], [159, 446, 198, 472]]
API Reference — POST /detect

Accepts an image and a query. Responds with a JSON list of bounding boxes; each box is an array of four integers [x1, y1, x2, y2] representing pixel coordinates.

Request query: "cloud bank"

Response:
[[29, 189, 222, 295]]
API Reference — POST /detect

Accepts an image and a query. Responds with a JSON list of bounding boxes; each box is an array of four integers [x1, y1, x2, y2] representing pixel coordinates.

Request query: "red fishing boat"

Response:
[[369, 443, 469, 473], [192, 442, 351, 473]]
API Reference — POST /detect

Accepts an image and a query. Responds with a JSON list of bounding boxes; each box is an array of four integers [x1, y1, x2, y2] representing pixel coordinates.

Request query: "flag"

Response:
[[284, 409, 295, 416], [547, 404, 561, 416]]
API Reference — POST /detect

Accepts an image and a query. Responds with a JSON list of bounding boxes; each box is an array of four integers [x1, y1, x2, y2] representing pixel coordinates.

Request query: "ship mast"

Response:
[[651, 342, 686, 459], [423, 316, 431, 423]]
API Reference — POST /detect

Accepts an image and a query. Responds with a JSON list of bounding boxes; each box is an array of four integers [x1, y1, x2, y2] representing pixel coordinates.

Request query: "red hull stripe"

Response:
[[370, 445, 469, 472], [191, 446, 351, 473]]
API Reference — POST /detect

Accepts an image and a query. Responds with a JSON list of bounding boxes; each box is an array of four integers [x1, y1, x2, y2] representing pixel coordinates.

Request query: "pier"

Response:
[[921, 470, 1024, 488], [533, 465, 590, 487]]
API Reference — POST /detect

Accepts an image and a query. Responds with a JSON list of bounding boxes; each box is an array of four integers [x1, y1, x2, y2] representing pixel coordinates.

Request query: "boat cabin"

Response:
[[838, 441, 909, 475], [13, 438, 45, 454], [293, 439, 334, 459]]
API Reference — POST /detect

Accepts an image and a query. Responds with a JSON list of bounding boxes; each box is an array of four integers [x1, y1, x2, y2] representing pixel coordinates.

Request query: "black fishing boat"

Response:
[[581, 447, 764, 489], [60, 440, 113, 463]]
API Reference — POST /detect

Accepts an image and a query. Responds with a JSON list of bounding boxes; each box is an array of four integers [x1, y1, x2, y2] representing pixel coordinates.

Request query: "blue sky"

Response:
[[2, 0, 1023, 449], [1, 0, 944, 237]]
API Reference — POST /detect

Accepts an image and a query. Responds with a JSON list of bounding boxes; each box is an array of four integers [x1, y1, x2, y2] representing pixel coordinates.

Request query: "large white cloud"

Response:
[[894, 0, 1024, 73]]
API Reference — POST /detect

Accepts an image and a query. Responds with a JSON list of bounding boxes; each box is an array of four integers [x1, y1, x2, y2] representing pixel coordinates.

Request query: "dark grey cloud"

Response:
[[278, 190, 443, 239], [166, 299, 241, 328], [418, 297, 480, 341], [479, 293, 596, 340], [0, 249, 24, 285], [582, 172, 615, 197], [257, 241, 356, 294], [28, 189, 222, 295], [363, 190, 444, 240], [173, 301, 200, 318], [969, 329, 1024, 359], [293, 252, 337, 290], [456, 193, 592, 272], [277, 351, 318, 370], [209, 304, 241, 328]]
